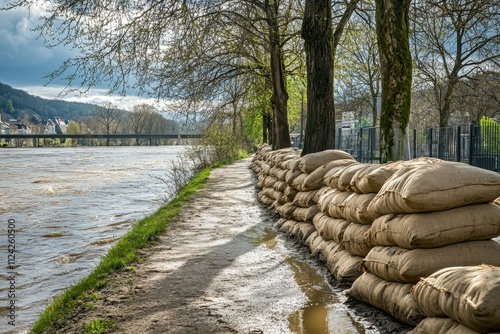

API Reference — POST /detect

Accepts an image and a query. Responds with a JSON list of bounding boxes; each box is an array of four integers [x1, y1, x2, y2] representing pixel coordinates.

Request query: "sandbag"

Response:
[[283, 186, 299, 203], [291, 222, 317, 242], [293, 206, 320, 223], [342, 223, 373, 257], [313, 213, 351, 244], [302, 159, 357, 191], [368, 204, 500, 249], [290, 173, 309, 191], [363, 241, 500, 283], [323, 165, 352, 189], [279, 219, 298, 235], [293, 190, 318, 208], [308, 232, 327, 257], [412, 265, 500, 333], [338, 164, 370, 191], [349, 164, 383, 194], [274, 218, 288, 229], [347, 272, 426, 326], [299, 150, 355, 174], [317, 188, 340, 215], [327, 191, 354, 219], [408, 318, 481, 334], [325, 244, 363, 283], [313, 186, 331, 204], [341, 192, 376, 224], [285, 168, 302, 184], [368, 161, 500, 217], [263, 175, 278, 188], [276, 202, 298, 219], [273, 180, 288, 193]]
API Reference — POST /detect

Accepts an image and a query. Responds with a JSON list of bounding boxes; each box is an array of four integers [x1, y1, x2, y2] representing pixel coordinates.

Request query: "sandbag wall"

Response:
[[251, 144, 500, 331]]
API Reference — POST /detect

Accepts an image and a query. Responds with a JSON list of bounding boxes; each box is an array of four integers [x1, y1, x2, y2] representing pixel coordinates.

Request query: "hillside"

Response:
[[0, 82, 97, 121]]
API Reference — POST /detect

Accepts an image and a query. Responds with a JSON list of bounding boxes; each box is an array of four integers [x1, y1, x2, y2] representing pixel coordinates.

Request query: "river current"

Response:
[[0, 146, 185, 333]]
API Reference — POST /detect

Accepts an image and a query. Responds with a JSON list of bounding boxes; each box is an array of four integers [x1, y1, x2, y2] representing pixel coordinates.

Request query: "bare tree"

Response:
[[92, 103, 123, 145], [412, 0, 500, 128]]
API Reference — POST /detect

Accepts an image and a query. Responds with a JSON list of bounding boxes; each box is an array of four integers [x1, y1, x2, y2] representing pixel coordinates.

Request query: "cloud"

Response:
[[19, 85, 162, 111]]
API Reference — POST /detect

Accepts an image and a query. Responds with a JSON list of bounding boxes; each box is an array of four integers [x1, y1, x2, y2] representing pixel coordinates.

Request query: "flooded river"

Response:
[[0, 146, 185, 333]]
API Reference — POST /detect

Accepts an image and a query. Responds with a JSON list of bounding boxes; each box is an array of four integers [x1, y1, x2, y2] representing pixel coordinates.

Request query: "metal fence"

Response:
[[334, 123, 500, 173]]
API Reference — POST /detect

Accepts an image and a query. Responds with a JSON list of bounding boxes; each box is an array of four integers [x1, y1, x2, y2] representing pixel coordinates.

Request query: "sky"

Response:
[[0, 3, 156, 111]]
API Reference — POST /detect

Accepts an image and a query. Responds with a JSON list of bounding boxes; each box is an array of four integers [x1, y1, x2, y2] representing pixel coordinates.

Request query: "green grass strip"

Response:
[[30, 166, 212, 334]]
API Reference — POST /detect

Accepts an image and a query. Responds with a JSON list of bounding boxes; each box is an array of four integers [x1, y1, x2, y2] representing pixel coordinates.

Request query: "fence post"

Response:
[[428, 128, 433, 157], [469, 123, 476, 165], [413, 129, 417, 159], [457, 126, 461, 162], [358, 128, 363, 162]]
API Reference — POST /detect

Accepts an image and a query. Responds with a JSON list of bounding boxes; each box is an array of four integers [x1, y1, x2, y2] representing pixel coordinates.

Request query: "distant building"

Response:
[[45, 119, 56, 134]]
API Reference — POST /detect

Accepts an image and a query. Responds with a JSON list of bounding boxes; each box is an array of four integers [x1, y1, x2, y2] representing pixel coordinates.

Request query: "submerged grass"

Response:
[[30, 166, 213, 334]]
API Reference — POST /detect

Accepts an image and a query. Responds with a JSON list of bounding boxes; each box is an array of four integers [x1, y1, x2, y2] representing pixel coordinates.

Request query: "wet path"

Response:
[[57, 158, 406, 334]]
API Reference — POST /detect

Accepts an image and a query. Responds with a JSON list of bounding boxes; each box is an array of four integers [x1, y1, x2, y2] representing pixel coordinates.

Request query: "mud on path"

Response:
[[60, 158, 409, 334]]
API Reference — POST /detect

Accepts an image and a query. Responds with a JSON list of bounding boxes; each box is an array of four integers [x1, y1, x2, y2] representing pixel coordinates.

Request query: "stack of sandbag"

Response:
[[254, 147, 300, 206], [250, 144, 273, 175], [277, 150, 356, 246], [315, 162, 385, 283], [410, 265, 500, 334], [348, 160, 500, 327]]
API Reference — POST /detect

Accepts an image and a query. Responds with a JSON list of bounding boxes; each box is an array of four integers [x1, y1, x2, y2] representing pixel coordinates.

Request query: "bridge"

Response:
[[0, 133, 202, 146]]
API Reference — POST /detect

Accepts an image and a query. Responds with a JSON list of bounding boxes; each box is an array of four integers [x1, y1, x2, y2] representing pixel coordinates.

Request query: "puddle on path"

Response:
[[286, 256, 365, 334], [249, 225, 366, 334]]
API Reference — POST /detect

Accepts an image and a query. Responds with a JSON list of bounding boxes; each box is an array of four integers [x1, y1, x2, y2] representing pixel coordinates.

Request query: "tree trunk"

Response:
[[265, 0, 291, 150], [301, 0, 335, 155], [376, 0, 412, 162]]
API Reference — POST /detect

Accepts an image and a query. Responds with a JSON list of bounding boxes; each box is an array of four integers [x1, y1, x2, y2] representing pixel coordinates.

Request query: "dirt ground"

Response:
[[58, 158, 410, 334]]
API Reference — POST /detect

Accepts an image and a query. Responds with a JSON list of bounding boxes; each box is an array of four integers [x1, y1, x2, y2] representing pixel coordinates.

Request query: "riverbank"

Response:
[[32, 157, 408, 333]]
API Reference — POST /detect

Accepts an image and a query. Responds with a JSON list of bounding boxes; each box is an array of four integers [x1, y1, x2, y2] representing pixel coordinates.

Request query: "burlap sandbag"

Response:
[[363, 241, 500, 283], [276, 202, 298, 219], [313, 186, 331, 204], [493, 196, 500, 206], [368, 161, 500, 217], [338, 164, 371, 191], [257, 193, 274, 205], [285, 168, 302, 184], [293, 190, 318, 208], [273, 180, 288, 193], [313, 213, 351, 244], [293, 206, 320, 223], [341, 192, 376, 224], [283, 186, 299, 203], [291, 173, 309, 191], [274, 218, 288, 229], [317, 188, 340, 215], [347, 272, 426, 326], [302, 159, 357, 191], [290, 221, 317, 242], [279, 219, 298, 234], [260, 187, 280, 200], [408, 318, 481, 334], [327, 191, 354, 219], [368, 204, 500, 249], [263, 175, 278, 188], [323, 165, 352, 189], [309, 232, 327, 257], [412, 265, 500, 332], [299, 150, 355, 174], [342, 223, 373, 257], [325, 243, 363, 283], [349, 164, 381, 193], [275, 168, 288, 181]]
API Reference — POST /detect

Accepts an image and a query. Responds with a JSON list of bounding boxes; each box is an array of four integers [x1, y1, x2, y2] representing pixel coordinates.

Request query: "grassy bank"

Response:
[[30, 166, 214, 334]]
